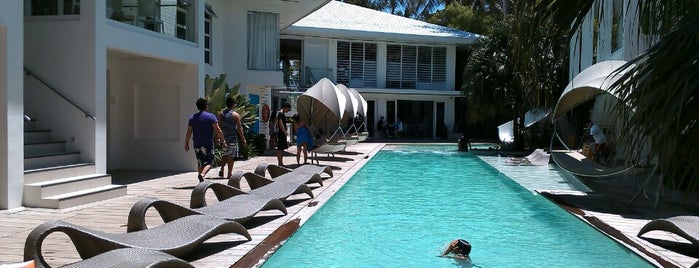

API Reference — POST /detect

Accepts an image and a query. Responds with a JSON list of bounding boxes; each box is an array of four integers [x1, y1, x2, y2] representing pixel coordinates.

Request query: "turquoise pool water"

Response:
[[262, 145, 652, 267]]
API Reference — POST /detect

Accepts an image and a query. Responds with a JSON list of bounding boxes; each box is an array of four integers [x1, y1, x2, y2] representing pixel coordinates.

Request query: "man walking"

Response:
[[185, 98, 225, 182], [218, 97, 247, 179]]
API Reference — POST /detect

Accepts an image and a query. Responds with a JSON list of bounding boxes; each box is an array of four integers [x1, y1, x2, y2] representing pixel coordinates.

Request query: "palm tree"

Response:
[[534, 0, 699, 191], [462, 2, 567, 149]]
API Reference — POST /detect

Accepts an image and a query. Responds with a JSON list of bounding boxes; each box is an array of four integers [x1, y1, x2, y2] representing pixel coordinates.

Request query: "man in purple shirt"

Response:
[[185, 98, 225, 182]]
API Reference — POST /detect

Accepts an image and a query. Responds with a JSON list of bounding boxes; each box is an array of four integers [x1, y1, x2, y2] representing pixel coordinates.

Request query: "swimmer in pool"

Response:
[[440, 239, 471, 260]]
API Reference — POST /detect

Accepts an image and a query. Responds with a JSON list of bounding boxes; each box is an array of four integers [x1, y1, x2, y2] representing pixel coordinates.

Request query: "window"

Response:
[[611, 0, 623, 52], [247, 11, 279, 70], [26, 0, 80, 16], [204, 11, 212, 64], [386, 45, 446, 89], [336, 41, 377, 88]]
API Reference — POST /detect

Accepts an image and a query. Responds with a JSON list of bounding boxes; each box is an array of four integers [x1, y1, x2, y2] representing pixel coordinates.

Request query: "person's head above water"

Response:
[[442, 239, 471, 259]]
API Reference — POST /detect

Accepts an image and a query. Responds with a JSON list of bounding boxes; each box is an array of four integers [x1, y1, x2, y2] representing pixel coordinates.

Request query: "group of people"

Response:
[[184, 97, 246, 182], [377, 116, 403, 138], [270, 102, 315, 167], [185, 99, 317, 182]]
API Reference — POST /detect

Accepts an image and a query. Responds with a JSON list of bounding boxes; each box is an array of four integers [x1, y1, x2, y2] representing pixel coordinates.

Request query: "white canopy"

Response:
[[349, 88, 367, 117], [297, 78, 347, 138], [552, 60, 630, 120], [335, 84, 358, 127]]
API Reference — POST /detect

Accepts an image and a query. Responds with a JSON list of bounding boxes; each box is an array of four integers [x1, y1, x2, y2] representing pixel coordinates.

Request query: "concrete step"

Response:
[[24, 130, 51, 144], [24, 174, 113, 198], [23, 184, 127, 209], [24, 141, 66, 156], [24, 152, 81, 170], [24, 163, 95, 184]]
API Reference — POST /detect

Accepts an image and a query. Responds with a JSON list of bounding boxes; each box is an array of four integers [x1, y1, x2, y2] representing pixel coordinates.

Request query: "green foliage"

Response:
[[461, 2, 567, 149], [205, 74, 260, 160], [204, 74, 258, 133], [428, 2, 495, 35]]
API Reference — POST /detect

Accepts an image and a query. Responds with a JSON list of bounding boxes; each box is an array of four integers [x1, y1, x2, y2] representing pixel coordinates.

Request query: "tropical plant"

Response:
[[428, 1, 497, 35], [462, 2, 567, 149], [205, 74, 260, 159], [534, 0, 699, 192]]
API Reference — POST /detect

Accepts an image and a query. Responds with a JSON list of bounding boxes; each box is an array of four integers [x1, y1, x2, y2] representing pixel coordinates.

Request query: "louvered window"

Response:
[[336, 41, 377, 88], [386, 45, 446, 89], [386, 44, 402, 88]]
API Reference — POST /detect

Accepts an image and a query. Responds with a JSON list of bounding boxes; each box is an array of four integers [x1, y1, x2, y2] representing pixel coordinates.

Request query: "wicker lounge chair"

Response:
[[127, 185, 287, 231], [231, 170, 323, 189], [60, 248, 193, 268], [24, 214, 251, 268], [254, 163, 333, 179], [228, 171, 315, 201], [637, 216, 699, 246]]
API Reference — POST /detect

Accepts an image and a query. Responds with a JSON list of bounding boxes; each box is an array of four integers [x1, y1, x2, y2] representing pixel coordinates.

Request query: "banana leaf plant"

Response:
[[204, 74, 260, 162]]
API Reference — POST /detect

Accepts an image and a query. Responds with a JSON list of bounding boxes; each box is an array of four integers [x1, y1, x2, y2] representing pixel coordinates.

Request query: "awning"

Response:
[[551, 60, 630, 121]]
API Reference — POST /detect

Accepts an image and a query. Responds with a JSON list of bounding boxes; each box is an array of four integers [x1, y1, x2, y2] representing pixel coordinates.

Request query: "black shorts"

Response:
[[276, 131, 289, 150]]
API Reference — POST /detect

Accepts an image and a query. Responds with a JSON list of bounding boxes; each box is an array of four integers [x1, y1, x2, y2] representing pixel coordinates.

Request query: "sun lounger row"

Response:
[[23, 164, 333, 268]]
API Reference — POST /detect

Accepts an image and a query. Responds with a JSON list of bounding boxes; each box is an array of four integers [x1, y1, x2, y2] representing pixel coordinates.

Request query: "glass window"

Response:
[[204, 12, 212, 64], [611, 0, 623, 52], [27, 0, 79, 16]]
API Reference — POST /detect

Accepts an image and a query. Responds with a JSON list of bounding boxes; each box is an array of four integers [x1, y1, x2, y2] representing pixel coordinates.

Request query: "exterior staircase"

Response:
[[23, 120, 126, 209]]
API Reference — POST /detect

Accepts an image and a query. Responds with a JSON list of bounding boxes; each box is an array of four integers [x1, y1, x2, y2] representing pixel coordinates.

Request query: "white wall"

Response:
[[107, 56, 198, 171], [0, 1, 25, 209], [24, 6, 102, 171], [209, 0, 286, 92]]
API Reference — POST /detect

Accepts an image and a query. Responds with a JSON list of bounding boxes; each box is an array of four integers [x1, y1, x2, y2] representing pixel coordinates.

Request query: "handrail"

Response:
[[24, 68, 96, 120]]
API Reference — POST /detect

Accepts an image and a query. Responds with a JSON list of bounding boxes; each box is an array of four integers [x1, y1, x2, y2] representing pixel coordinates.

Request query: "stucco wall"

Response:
[[107, 56, 198, 171], [0, 1, 25, 209]]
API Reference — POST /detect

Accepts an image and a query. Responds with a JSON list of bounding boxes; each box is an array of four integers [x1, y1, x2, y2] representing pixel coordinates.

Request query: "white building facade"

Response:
[[281, 1, 478, 139], [0, 0, 329, 209]]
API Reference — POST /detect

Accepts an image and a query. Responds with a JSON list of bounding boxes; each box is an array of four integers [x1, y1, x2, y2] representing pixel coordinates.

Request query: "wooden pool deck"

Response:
[[1, 142, 697, 267]]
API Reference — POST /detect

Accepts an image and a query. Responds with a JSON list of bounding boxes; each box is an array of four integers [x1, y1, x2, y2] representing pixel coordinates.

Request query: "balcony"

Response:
[[107, 0, 195, 42]]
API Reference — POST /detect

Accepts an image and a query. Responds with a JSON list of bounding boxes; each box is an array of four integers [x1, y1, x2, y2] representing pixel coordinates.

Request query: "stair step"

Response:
[[24, 174, 113, 198], [24, 119, 38, 131], [24, 141, 66, 156], [24, 152, 81, 170], [24, 163, 95, 184], [23, 184, 127, 209], [24, 130, 51, 144]]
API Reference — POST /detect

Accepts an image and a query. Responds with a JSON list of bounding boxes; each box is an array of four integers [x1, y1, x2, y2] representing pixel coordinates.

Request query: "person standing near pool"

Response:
[[275, 103, 292, 166]]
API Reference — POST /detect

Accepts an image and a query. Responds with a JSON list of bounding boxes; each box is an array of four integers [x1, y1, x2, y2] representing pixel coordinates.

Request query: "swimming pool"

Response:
[[262, 145, 652, 267]]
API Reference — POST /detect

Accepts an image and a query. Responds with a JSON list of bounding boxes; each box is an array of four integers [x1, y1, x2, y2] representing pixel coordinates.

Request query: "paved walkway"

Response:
[[1, 142, 697, 267]]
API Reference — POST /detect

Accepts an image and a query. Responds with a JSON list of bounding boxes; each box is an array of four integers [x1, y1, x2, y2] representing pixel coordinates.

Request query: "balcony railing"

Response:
[[107, 0, 195, 42]]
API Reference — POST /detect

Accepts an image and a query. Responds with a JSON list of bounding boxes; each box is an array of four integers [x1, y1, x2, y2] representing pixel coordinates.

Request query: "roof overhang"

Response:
[[356, 88, 461, 97], [552, 60, 631, 121], [264, 0, 333, 29]]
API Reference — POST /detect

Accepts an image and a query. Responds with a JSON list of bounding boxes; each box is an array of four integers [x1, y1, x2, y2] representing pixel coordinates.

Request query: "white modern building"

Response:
[[281, 1, 478, 139], [0, 0, 476, 209], [553, 0, 651, 148]]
